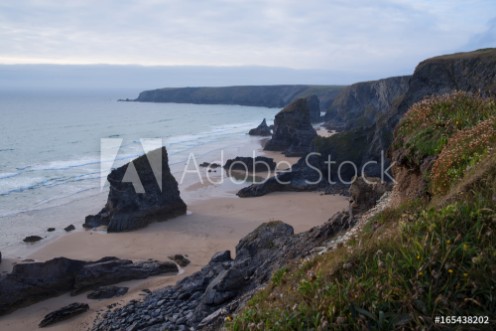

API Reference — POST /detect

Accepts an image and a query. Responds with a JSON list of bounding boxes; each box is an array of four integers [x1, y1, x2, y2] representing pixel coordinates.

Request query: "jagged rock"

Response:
[[0, 256, 178, 315], [84, 147, 187, 232], [39, 303, 89, 327], [237, 154, 325, 197], [91, 215, 351, 331], [47, 227, 55, 232], [306, 95, 321, 123], [23, 235, 42, 243], [349, 177, 391, 214], [224, 156, 276, 172], [64, 224, 75, 232], [248, 118, 272, 136], [87, 285, 129, 299], [169, 254, 190, 267], [264, 98, 317, 157]]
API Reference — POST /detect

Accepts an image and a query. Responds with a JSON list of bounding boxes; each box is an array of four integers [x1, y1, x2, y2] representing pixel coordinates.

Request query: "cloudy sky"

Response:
[[0, 0, 495, 86]]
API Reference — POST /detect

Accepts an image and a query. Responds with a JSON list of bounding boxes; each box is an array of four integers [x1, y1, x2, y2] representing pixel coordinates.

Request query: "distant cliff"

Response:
[[134, 85, 344, 109], [319, 49, 496, 177], [325, 76, 410, 130]]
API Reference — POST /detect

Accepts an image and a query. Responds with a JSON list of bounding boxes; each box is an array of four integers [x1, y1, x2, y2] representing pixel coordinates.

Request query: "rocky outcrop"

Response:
[[237, 154, 325, 197], [84, 147, 187, 232], [87, 286, 129, 299], [23, 235, 42, 243], [224, 156, 276, 172], [0, 256, 178, 315], [349, 177, 391, 214], [92, 214, 351, 331], [264, 98, 317, 157], [248, 118, 272, 136], [168, 254, 190, 268], [306, 94, 322, 123], [39, 303, 89, 328], [64, 224, 75, 232], [135, 85, 344, 109]]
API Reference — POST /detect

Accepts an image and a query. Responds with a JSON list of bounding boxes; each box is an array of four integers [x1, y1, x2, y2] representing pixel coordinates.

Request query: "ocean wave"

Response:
[[0, 172, 19, 180], [30, 158, 101, 171], [0, 148, 14, 152]]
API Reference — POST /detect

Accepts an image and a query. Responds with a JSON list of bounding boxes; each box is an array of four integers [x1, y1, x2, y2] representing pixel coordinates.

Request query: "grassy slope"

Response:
[[229, 93, 496, 330]]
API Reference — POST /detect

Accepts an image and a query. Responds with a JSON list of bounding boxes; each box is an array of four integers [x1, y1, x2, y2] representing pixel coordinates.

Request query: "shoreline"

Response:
[[0, 137, 348, 330]]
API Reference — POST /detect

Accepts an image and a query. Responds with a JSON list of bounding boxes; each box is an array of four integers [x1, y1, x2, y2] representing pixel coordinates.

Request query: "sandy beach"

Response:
[[0, 140, 348, 331]]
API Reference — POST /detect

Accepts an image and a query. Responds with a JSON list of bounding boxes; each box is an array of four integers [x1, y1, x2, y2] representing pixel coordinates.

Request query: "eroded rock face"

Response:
[[264, 98, 317, 157], [0, 256, 178, 315], [306, 95, 321, 123], [349, 177, 391, 214], [248, 118, 272, 136], [84, 147, 187, 232], [325, 76, 410, 130]]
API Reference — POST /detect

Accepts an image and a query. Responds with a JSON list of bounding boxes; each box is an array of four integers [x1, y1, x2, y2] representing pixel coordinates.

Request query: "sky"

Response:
[[0, 0, 495, 87]]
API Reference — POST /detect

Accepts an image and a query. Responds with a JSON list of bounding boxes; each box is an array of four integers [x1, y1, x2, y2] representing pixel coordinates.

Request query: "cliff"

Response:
[[321, 49, 496, 178], [325, 76, 410, 130], [232, 92, 496, 331], [134, 85, 344, 109]]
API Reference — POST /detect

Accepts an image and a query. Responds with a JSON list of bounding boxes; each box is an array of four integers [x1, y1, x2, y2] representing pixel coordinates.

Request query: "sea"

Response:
[[0, 89, 278, 255]]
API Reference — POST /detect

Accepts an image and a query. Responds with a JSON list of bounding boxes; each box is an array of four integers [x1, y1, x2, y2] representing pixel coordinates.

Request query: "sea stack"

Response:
[[248, 118, 272, 136], [306, 95, 321, 123], [84, 147, 187, 232], [264, 98, 317, 157]]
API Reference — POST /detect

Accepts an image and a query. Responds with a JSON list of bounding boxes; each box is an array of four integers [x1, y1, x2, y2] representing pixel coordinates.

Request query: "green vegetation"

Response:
[[394, 92, 495, 167], [229, 93, 496, 330]]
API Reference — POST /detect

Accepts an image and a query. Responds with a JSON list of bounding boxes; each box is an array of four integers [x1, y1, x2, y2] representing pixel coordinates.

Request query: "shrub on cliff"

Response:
[[393, 92, 495, 167]]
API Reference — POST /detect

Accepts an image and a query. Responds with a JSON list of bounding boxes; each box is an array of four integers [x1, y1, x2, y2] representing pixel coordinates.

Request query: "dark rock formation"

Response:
[[0, 251, 2, 264], [199, 162, 220, 168], [72, 258, 178, 295], [237, 154, 325, 197], [248, 118, 272, 136], [349, 177, 391, 214], [224, 156, 276, 172], [169, 254, 190, 268], [378, 49, 496, 171], [135, 85, 344, 109], [84, 147, 187, 232], [64, 224, 75, 232], [306, 94, 321, 123], [325, 76, 410, 130], [0, 256, 178, 315], [87, 286, 129, 299], [23, 235, 42, 243], [47, 227, 55, 232], [39, 303, 89, 328], [91, 214, 351, 331], [264, 98, 317, 157]]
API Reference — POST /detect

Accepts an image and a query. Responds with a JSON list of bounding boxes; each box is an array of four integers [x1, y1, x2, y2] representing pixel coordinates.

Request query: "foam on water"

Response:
[[0, 90, 278, 218]]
